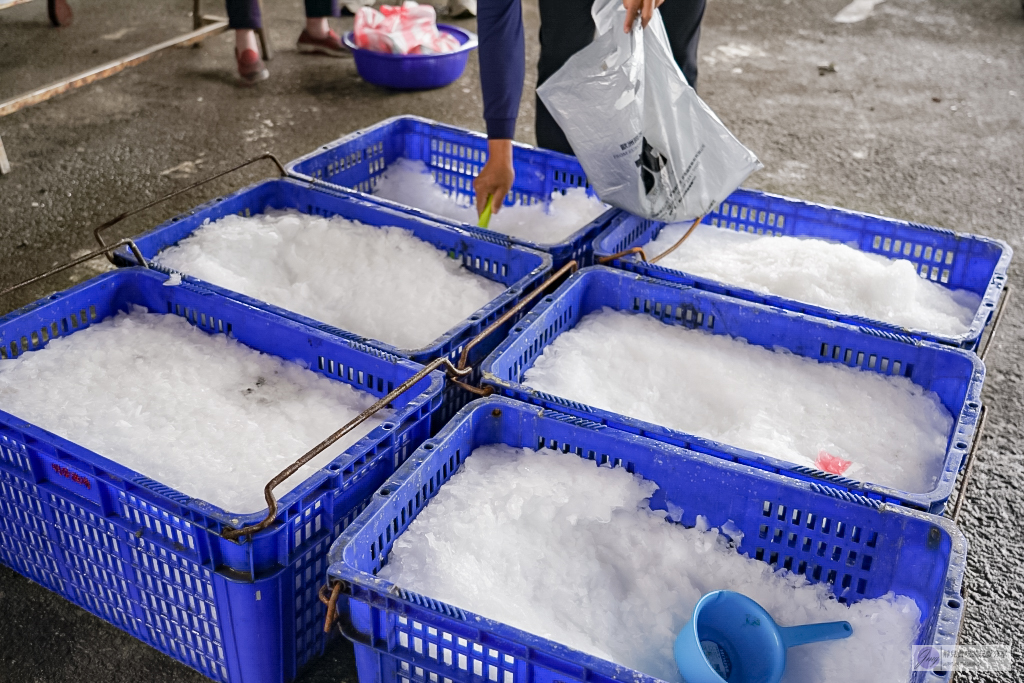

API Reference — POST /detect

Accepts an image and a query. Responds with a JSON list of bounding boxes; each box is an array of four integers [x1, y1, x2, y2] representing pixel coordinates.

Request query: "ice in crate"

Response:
[[523, 309, 955, 492], [156, 211, 505, 350], [0, 308, 388, 512], [646, 222, 980, 336], [372, 158, 609, 245], [380, 445, 922, 683]]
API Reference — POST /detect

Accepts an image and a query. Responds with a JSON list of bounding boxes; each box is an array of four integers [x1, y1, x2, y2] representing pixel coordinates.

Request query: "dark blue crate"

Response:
[[0, 267, 444, 683], [480, 267, 984, 513], [285, 116, 620, 267], [327, 397, 968, 683], [112, 178, 551, 429], [592, 187, 1012, 349]]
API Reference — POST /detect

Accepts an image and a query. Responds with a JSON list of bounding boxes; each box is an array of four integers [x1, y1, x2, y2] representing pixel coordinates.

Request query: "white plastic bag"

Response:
[[537, 0, 762, 222]]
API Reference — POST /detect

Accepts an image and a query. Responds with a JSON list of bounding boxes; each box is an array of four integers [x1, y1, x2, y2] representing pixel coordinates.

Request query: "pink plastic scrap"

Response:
[[353, 1, 461, 55], [814, 450, 853, 476]]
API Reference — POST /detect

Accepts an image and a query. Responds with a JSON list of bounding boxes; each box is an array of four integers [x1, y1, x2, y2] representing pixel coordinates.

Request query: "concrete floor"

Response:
[[0, 0, 1022, 681]]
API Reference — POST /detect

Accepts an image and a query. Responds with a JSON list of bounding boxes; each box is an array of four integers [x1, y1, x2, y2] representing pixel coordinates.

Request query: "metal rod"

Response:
[[649, 214, 705, 264], [320, 579, 376, 645], [451, 378, 494, 397], [595, 214, 706, 266], [950, 404, 988, 524], [456, 260, 579, 370], [223, 261, 580, 542], [221, 357, 473, 541], [0, 0, 36, 12], [0, 239, 148, 299], [596, 246, 647, 265], [0, 18, 228, 118], [93, 153, 287, 254], [978, 284, 1012, 363], [255, 0, 273, 60], [319, 582, 342, 634]]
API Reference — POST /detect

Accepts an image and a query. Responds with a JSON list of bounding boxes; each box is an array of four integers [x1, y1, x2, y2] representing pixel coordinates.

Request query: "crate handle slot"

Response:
[[0, 238, 148, 299], [977, 284, 1012, 363], [92, 152, 287, 259], [948, 404, 988, 524], [596, 214, 705, 265], [224, 260, 580, 541]]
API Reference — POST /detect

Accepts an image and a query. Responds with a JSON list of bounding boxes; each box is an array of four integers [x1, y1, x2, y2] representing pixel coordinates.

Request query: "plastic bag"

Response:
[[353, 1, 460, 55], [537, 0, 762, 222]]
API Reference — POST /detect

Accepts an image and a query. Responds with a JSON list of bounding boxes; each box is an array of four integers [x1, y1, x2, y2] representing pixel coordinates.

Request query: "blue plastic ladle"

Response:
[[674, 591, 853, 683]]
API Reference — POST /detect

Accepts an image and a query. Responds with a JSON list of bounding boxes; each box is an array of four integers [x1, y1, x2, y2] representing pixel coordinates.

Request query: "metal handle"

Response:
[[223, 259, 580, 541], [456, 259, 578, 370], [596, 214, 705, 266], [977, 284, 1012, 363], [0, 239, 148, 299], [221, 355, 472, 540], [949, 404, 988, 524], [319, 581, 376, 645], [93, 152, 287, 258]]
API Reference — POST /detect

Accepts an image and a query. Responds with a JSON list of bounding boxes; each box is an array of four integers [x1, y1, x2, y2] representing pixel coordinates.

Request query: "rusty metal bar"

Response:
[[93, 152, 287, 256], [977, 284, 1012, 364], [0, 17, 229, 119], [0, 0, 36, 11], [0, 238, 148, 300], [451, 378, 494, 397], [222, 261, 579, 541], [319, 582, 342, 633], [649, 214, 704, 264], [595, 215, 706, 266], [456, 260, 579, 370], [596, 246, 647, 265], [949, 404, 988, 524], [221, 261, 579, 543], [221, 356, 473, 541], [254, 0, 274, 61]]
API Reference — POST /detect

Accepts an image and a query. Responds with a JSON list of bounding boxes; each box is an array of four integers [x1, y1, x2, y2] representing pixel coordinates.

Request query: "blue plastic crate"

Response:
[[326, 397, 968, 683], [0, 267, 444, 683], [480, 267, 984, 513], [112, 178, 551, 429], [343, 25, 477, 90], [285, 116, 620, 267], [592, 187, 1012, 349]]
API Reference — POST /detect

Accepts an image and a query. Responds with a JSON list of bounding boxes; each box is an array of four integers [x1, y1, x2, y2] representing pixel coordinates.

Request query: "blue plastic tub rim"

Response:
[[326, 397, 969, 683], [284, 115, 623, 258], [590, 195, 1013, 350], [479, 266, 985, 513], [342, 24, 478, 58], [112, 177, 554, 364], [0, 267, 446, 537]]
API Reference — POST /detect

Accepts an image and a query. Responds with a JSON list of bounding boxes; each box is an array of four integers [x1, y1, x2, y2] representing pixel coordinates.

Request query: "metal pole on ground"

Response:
[[0, 0, 228, 174]]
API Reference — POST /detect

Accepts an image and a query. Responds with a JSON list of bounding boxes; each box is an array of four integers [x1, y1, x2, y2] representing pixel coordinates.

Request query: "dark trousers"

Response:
[[226, 0, 338, 30], [536, 0, 706, 154]]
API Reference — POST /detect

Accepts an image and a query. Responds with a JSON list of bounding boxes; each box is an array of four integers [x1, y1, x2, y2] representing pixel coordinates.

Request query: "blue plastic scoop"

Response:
[[674, 591, 853, 683]]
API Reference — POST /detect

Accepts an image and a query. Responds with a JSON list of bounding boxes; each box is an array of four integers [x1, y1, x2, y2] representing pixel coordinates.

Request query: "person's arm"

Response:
[[473, 0, 524, 215]]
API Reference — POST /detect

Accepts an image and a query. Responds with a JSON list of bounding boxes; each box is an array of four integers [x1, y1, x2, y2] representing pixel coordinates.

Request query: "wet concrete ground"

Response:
[[0, 0, 1022, 681]]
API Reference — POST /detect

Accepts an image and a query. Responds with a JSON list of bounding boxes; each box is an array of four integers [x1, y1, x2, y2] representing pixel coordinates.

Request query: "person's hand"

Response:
[[622, 0, 665, 32], [474, 139, 515, 217]]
